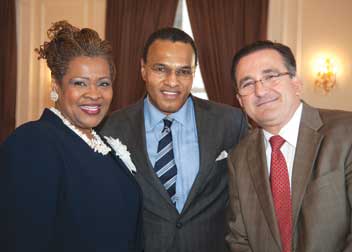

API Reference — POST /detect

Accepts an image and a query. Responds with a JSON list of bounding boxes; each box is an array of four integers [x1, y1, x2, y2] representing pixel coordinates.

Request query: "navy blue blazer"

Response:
[[0, 109, 143, 252]]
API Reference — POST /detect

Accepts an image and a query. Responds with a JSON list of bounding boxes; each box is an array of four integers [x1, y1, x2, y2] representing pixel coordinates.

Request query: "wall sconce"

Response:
[[314, 58, 337, 94]]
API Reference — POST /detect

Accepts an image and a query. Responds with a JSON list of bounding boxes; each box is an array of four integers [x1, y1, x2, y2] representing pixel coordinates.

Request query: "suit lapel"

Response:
[[248, 129, 282, 249], [126, 100, 175, 206], [291, 104, 324, 231], [181, 97, 218, 214], [248, 104, 324, 248]]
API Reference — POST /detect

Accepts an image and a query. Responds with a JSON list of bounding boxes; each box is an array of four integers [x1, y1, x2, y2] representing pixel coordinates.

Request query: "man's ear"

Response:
[[291, 75, 303, 96], [236, 93, 244, 109], [141, 59, 146, 81]]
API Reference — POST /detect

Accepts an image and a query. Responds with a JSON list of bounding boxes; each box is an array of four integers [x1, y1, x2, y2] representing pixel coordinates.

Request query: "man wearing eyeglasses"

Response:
[[226, 40, 352, 252], [101, 27, 247, 252]]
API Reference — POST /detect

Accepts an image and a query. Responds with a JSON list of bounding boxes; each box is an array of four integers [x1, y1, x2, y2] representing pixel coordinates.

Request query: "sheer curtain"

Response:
[[105, 0, 178, 111], [186, 0, 268, 106], [0, 0, 17, 143]]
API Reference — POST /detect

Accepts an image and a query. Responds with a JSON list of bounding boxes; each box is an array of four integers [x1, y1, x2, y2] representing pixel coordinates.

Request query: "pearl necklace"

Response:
[[50, 107, 111, 155]]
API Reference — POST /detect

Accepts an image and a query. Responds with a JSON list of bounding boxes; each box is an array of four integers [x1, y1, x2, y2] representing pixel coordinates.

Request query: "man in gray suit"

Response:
[[101, 27, 247, 252], [226, 40, 352, 252]]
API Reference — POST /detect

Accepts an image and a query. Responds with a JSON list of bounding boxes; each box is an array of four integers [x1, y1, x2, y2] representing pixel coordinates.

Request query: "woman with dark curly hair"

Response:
[[0, 20, 142, 252]]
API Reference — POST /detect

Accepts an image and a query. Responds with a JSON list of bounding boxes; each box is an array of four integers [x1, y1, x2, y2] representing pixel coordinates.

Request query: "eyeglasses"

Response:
[[147, 64, 194, 80], [237, 72, 291, 96]]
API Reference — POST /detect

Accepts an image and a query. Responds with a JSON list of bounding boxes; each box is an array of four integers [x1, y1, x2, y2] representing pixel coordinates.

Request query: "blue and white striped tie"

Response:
[[154, 118, 177, 203]]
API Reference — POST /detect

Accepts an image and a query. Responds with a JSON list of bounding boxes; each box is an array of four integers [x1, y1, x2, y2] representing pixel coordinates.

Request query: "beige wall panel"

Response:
[[300, 0, 352, 111], [16, 0, 106, 126], [268, 0, 352, 111]]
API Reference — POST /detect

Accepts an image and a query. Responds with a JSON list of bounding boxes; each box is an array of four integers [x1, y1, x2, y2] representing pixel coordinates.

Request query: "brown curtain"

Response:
[[0, 0, 17, 143], [105, 0, 178, 111], [187, 0, 268, 107]]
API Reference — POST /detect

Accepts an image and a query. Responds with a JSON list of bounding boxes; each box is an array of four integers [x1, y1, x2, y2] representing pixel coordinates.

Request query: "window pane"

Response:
[[174, 0, 208, 99]]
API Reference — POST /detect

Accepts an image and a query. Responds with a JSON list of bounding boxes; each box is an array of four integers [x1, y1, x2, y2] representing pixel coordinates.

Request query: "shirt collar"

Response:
[[263, 102, 303, 148], [144, 95, 193, 131]]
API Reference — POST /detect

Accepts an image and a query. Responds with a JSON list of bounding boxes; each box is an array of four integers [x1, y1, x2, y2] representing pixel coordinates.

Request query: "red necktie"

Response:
[[270, 135, 292, 252]]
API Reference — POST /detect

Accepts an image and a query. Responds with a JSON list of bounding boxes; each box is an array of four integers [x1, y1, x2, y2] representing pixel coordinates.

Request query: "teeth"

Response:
[[81, 106, 99, 111], [162, 91, 177, 95]]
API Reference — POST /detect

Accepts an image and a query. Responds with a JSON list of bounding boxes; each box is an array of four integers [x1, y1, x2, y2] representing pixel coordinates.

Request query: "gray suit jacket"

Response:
[[101, 96, 247, 252], [226, 103, 352, 252]]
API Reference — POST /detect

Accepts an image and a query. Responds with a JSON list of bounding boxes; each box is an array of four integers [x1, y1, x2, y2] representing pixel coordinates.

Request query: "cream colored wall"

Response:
[[300, 0, 352, 111], [268, 0, 352, 111], [16, 0, 106, 126]]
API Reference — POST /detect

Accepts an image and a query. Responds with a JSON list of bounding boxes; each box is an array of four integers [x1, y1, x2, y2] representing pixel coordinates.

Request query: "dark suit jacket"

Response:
[[0, 109, 143, 252], [226, 103, 352, 252], [100, 96, 247, 252]]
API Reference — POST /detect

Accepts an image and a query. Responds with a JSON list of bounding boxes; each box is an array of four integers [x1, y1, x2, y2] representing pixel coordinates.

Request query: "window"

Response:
[[174, 0, 208, 100]]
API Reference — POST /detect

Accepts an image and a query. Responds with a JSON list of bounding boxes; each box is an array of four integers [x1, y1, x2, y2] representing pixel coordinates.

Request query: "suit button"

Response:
[[176, 221, 182, 229]]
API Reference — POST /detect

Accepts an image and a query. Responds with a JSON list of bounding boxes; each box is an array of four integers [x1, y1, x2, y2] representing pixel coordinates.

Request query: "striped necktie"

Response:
[[154, 118, 177, 203]]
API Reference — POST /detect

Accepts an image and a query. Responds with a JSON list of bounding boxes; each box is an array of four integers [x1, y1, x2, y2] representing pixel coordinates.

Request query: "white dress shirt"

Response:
[[263, 103, 303, 189]]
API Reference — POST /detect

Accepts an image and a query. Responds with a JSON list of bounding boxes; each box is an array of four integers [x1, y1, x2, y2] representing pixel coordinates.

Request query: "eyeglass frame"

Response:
[[236, 71, 292, 96], [145, 63, 195, 80]]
